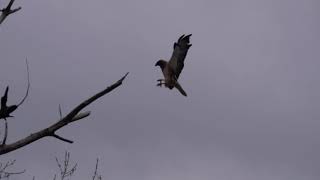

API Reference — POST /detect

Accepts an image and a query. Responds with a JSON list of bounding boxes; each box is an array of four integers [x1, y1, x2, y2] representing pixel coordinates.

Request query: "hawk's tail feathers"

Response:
[[175, 82, 187, 97]]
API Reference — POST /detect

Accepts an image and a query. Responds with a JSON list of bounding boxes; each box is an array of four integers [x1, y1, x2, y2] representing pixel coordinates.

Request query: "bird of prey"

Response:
[[155, 34, 192, 96]]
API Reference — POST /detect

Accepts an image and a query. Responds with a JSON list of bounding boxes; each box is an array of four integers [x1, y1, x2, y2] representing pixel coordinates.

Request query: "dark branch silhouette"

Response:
[[0, 0, 21, 25], [0, 59, 30, 120], [0, 87, 18, 120], [1, 120, 7, 146], [0, 59, 30, 145], [0, 72, 129, 155]]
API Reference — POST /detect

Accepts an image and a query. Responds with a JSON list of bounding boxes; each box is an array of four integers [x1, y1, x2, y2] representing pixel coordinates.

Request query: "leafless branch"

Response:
[[17, 58, 30, 106], [0, 0, 21, 25], [58, 104, 63, 119], [0, 58, 30, 120], [92, 158, 102, 180], [52, 134, 73, 144], [0, 59, 30, 147], [0, 72, 129, 155], [0, 160, 25, 179], [1, 119, 8, 146], [55, 151, 77, 180]]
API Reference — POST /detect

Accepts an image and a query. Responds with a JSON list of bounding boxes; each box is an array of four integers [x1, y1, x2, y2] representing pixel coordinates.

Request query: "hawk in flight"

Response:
[[155, 34, 192, 96]]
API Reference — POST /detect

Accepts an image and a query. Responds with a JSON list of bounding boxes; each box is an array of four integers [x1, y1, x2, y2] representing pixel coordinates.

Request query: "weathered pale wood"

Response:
[[0, 73, 129, 155]]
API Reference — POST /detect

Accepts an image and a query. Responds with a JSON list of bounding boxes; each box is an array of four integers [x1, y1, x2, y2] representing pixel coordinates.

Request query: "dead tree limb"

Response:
[[17, 58, 30, 107], [0, 59, 30, 146], [0, 72, 129, 155], [55, 151, 77, 180], [0, 0, 21, 25], [0, 58, 30, 120], [0, 160, 25, 179], [1, 119, 8, 146], [92, 158, 102, 180]]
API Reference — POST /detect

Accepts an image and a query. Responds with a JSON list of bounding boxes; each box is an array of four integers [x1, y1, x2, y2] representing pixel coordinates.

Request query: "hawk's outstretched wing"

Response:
[[168, 34, 192, 79]]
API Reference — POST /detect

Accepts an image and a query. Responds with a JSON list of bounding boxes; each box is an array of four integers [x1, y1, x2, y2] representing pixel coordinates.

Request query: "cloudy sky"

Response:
[[1, 0, 320, 179]]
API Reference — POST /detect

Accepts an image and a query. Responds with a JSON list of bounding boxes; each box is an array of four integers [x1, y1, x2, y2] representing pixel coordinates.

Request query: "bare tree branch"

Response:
[[55, 151, 77, 180], [1, 119, 8, 146], [92, 158, 102, 180], [0, 72, 129, 155], [0, 160, 25, 179], [17, 58, 30, 107], [58, 104, 63, 119], [0, 87, 17, 120], [0, 58, 30, 120], [0, 0, 21, 25], [0, 59, 30, 147], [51, 134, 73, 144]]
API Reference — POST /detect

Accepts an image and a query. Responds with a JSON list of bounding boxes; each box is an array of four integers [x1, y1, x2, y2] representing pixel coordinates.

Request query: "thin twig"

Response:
[[58, 104, 62, 119], [92, 158, 99, 180], [1, 119, 8, 145], [55, 151, 77, 180], [17, 58, 30, 106], [51, 134, 73, 144]]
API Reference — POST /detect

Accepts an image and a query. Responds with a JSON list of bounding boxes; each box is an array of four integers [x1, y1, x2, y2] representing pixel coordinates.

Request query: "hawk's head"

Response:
[[155, 60, 167, 70]]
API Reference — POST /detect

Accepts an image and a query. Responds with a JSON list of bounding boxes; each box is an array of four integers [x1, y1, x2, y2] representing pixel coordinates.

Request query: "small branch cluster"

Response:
[[31, 152, 104, 180], [54, 151, 77, 180], [0, 160, 25, 179]]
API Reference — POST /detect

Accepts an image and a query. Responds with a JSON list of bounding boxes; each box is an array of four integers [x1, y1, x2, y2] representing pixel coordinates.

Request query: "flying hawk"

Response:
[[155, 34, 192, 96]]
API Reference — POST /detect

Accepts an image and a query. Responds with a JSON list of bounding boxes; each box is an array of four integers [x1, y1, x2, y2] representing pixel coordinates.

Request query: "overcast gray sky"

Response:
[[1, 0, 320, 179]]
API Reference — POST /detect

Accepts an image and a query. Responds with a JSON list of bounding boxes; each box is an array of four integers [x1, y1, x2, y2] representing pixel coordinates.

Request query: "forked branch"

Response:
[[0, 0, 21, 25], [54, 151, 77, 180], [0, 72, 129, 155], [0, 160, 25, 179], [0, 58, 30, 120], [1, 59, 30, 146]]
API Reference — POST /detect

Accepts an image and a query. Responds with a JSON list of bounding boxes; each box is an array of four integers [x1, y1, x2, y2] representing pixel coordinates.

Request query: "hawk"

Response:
[[155, 34, 192, 96]]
